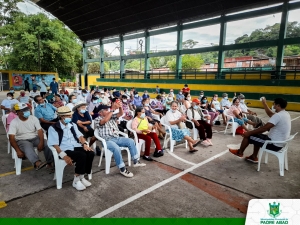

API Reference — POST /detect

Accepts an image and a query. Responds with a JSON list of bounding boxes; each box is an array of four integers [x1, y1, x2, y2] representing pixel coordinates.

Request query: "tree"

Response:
[[87, 62, 109, 73], [0, 13, 82, 76], [168, 54, 204, 71], [182, 39, 199, 49], [0, 0, 23, 26]]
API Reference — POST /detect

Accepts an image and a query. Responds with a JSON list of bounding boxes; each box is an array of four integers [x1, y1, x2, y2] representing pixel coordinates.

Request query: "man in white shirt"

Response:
[[48, 106, 94, 191], [36, 77, 48, 97], [1, 92, 19, 114], [229, 97, 291, 163], [77, 89, 87, 102], [8, 103, 53, 170], [238, 94, 263, 127], [29, 87, 40, 99], [220, 93, 231, 109]]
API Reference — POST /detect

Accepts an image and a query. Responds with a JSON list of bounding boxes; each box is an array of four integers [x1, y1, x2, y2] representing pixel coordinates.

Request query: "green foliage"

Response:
[[0, 0, 23, 26], [150, 56, 175, 69], [125, 59, 144, 71], [168, 54, 204, 71], [182, 39, 199, 49], [0, 13, 82, 76], [87, 62, 109, 74]]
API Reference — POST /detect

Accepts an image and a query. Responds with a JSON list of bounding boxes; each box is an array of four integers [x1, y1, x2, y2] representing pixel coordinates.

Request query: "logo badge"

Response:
[[268, 202, 282, 218]]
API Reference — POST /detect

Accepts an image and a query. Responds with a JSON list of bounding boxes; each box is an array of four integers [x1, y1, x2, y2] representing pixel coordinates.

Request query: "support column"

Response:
[[100, 39, 104, 78], [120, 35, 124, 79], [276, 1, 289, 78], [218, 15, 226, 79], [176, 23, 183, 79], [144, 30, 150, 79], [82, 42, 88, 87]]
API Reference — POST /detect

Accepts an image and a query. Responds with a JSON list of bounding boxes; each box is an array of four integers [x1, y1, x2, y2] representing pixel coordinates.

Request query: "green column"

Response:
[[176, 23, 183, 79], [100, 39, 104, 78], [120, 35, 124, 79], [144, 31, 150, 79], [276, 1, 289, 78], [82, 42, 88, 86], [218, 15, 226, 79]]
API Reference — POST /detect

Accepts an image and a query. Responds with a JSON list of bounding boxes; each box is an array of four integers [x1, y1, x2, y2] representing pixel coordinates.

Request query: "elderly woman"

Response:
[[17, 90, 31, 104], [227, 98, 257, 131], [132, 107, 163, 161], [52, 94, 64, 108], [165, 101, 200, 153], [143, 98, 166, 139], [150, 95, 167, 114], [200, 96, 219, 125], [87, 95, 101, 119], [72, 101, 96, 146]]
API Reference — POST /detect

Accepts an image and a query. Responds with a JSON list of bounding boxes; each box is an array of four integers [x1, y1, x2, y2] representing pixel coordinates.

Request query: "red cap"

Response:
[[192, 98, 200, 104]]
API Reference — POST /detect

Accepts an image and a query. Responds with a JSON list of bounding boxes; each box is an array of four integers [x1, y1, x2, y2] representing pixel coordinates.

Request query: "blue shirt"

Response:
[[176, 94, 184, 100], [35, 103, 57, 121], [50, 81, 58, 92], [72, 111, 92, 130], [142, 94, 150, 99], [60, 94, 68, 103], [47, 122, 83, 151], [133, 96, 143, 107]]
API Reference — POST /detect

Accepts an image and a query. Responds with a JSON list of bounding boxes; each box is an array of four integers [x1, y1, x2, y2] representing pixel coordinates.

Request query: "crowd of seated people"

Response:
[[2, 84, 289, 191]]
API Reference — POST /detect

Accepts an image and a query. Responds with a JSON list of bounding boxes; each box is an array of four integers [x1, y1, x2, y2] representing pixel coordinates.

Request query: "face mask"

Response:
[[200, 95, 203, 98], [224, 97, 228, 100], [93, 100, 98, 104], [193, 105, 198, 110], [52, 97, 56, 101], [168, 97, 173, 100], [240, 99, 245, 103], [49, 91, 52, 94], [98, 98, 103, 103], [202, 100, 207, 103], [171, 109, 176, 113], [140, 113, 145, 119], [80, 109, 86, 114], [40, 103, 45, 106], [135, 94, 139, 98], [179, 92, 182, 95], [187, 97, 191, 100], [7, 97, 12, 100], [170, 91, 173, 93], [23, 111, 30, 118], [9, 90, 14, 93], [21, 93, 25, 97], [145, 103, 149, 107], [64, 118, 72, 124], [95, 95, 100, 98], [122, 100, 127, 103], [271, 106, 276, 112], [72, 99, 77, 104], [82, 93, 87, 97]]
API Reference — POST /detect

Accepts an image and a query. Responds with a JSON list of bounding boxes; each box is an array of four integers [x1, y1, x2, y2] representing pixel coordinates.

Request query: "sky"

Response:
[[17, 1, 300, 53]]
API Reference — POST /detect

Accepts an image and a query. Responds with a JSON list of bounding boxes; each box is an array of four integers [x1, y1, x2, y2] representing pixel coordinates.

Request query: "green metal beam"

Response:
[[100, 39, 104, 76], [218, 16, 226, 78], [144, 31, 150, 79], [223, 40, 278, 51], [102, 56, 120, 61], [82, 42, 88, 85], [182, 17, 221, 31], [181, 46, 219, 55], [284, 37, 300, 45], [149, 26, 178, 36], [123, 32, 145, 41], [120, 35, 124, 79], [85, 58, 100, 63], [149, 50, 177, 58], [102, 37, 120, 44], [123, 54, 145, 60], [176, 23, 183, 79], [85, 41, 99, 47], [289, 1, 300, 10], [276, 1, 289, 75]]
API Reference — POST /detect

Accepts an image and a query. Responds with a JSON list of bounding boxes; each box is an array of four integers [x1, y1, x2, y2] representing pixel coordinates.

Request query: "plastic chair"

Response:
[[186, 119, 198, 141], [126, 120, 145, 158], [94, 129, 131, 174], [160, 116, 187, 152], [152, 113, 161, 121], [223, 109, 240, 137], [48, 146, 67, 189], [2, 114, 12, 157], [257, 132, 298, 176]]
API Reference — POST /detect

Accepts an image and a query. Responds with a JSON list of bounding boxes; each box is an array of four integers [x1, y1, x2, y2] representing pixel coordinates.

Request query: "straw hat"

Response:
[[57, 106, 73, 116], [72, 101, 88, 111]]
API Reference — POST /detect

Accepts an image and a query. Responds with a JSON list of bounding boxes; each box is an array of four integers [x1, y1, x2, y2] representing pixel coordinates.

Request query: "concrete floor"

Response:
[[0, 90, 299, 218]]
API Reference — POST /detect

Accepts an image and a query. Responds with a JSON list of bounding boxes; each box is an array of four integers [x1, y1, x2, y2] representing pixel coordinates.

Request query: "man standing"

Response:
[[95, 102, 146, 178], [48, 106, 94, 190], [229, 97, 291, 163], [182, 84, 190, 94], [36, 77, 48, 97], [50, 78, 59, 94], [8, 103, 53, 170], [24, 77, 30, 92]]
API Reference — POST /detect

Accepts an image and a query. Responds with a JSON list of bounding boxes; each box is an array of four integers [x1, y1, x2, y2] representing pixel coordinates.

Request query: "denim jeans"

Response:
[[106, 137, 139, 169]]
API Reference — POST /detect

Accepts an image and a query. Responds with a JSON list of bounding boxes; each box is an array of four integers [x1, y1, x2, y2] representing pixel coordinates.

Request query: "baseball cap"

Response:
[[14, 103, 30, 112], [98, 104, 111, 111], [192, 99, 200, 104]]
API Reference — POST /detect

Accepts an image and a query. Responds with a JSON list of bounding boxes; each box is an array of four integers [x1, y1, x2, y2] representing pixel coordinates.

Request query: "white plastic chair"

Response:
[[2, 114, 12, 157], [257, 132, 298, 176], [186, 119, 198, 141], [160, 116, 187, 152], [152, 113, 161, 121], [223, 109, 240, 137], [126, 120, 145, 158], [2, 109, 6, 115], [49, 146, 67, 189], [94, 129, 131, 174]]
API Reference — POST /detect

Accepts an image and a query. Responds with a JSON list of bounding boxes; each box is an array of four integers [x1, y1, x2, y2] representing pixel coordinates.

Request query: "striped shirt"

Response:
[[94, 114, 119, 140]]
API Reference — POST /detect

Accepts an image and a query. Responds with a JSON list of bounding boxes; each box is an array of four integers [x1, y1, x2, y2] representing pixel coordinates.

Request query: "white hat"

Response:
[[72, 101, 88, 111]]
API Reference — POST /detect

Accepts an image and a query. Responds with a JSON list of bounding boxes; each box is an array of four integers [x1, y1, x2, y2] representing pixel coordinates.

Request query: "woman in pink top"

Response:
[[227, 98, 256, 131], [6, 110, 18, 132]]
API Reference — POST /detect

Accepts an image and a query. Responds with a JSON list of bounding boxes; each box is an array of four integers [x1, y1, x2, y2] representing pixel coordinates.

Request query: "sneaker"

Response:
[[120, 168, 134, 178], [142, 155, 154, 161], [201, 140, 210, 146], [80, 175, 92, 187], [153, 150, 163, 157], [133, 161, 146, 167], [206, 139, 213, 146], [245, 156, 258, 163], [229, 149, 243, 158], [72, 176, 86, 191]]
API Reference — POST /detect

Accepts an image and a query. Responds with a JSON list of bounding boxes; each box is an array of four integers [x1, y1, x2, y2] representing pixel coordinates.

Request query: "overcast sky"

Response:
[[18, 1, 300, 53]]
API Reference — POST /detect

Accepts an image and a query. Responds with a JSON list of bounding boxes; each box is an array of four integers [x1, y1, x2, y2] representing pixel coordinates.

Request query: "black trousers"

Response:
[[25, 86, 30, 92], [65, 147, 95, 175]]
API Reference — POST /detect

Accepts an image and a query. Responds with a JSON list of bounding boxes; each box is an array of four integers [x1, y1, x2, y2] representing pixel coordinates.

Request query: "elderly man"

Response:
[[17, 90, 31, 104], [186, 99, 213, 146], [1, 92, 19, 114], [220, 93, 231, 109], [8, 103, 53, 170], [229, 97, 291, 163], [34, 95, 58, 131], [77, 89, 88, 102], [48, 106, 94, 190], [132, 91, 143, 109], [238, 94, 263, 127], [95, 102, 146, 178], [29, 86, 40, 99]]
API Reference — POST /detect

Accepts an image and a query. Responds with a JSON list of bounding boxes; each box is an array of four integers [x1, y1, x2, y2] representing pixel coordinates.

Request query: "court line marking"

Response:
[[0, 167, 33, 178], [92, 149, 228, 218], [291, 116, 300, 122], [165, 149, 196, 166]]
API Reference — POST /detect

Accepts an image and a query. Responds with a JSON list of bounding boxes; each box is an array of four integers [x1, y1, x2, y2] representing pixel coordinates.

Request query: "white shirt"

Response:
[[186, 108, 201, 121], [1, 98, 19, 109], [212, 100, 221, 110], [77, 94, 86, 103], [239, 101, 248, 112], [169, 92, 175, 98], [37, 81, 47, 92], [66, 103, 75, 111], [29, 91, 40, 98], [8, 115, 41, 140], [221, 98, 231, 108], [268, 110, 291, 147], [47, 121, 83, 151], [166, 110, 181, 129]]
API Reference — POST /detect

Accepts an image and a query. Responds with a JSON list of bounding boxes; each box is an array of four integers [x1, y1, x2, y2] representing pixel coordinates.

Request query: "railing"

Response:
[[94, 66, 300, 80]]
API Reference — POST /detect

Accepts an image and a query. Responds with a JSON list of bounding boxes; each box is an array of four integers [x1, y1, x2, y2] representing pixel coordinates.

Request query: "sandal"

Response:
[[189, 149, 198, 153], [192, 140, 201, 148], [34, 161, 47, 171]]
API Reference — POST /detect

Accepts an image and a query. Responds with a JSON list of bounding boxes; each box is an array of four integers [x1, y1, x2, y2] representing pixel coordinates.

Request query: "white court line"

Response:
[[92, 149, 228, 218], [291, 116, 300, 122], [166, 149, 196, 166]]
